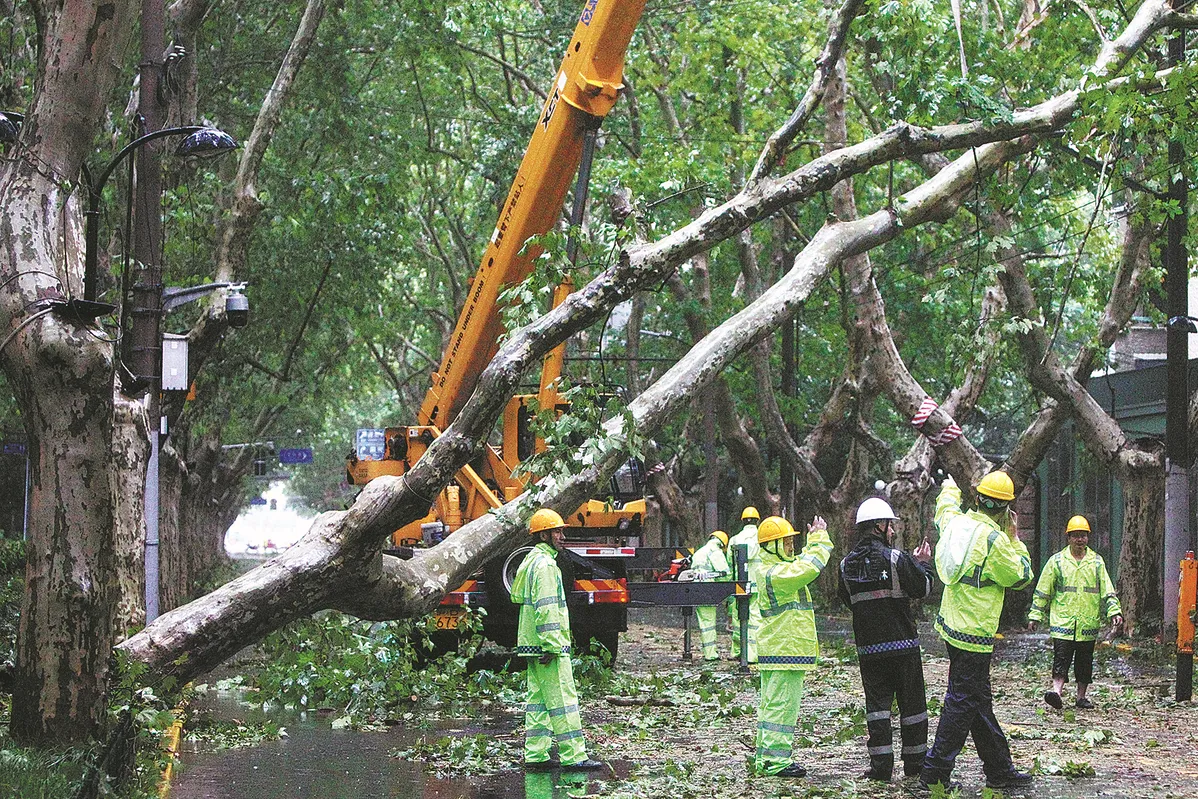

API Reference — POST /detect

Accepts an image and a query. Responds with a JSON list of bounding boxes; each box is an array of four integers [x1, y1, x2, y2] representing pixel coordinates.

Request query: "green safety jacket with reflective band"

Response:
[[511, 542, 572, 657], [691, 538, 730, 580], [751, 528, 834, 670], [1028, 546, 1121, 641], [728, 524, 760, 588], [932, 481, 1033, 653]]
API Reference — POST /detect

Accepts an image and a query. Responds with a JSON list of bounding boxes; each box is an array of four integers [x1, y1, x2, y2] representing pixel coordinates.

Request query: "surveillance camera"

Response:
[[225, 287, 249, 328]]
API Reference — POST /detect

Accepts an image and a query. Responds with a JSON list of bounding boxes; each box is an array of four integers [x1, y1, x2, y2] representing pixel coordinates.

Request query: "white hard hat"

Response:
[[856, 497, 898, 525]]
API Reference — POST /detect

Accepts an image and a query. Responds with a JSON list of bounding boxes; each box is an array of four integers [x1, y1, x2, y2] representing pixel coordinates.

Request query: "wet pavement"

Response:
[[169, 690, 630, 799], [170, 724, 624, 799]]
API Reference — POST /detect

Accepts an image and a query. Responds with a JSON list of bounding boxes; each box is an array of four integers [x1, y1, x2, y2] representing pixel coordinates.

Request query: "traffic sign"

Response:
[[2, 442, 26, 456], [278, 447, 313, 465], [249, 497, 268, 506]]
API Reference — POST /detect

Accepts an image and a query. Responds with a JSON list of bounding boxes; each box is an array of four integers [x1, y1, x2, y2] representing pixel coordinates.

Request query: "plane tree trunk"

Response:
[[0, 0, 139, 744]]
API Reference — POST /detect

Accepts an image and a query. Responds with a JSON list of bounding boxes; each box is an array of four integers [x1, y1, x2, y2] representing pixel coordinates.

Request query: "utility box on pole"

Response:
[[161, 334, 189, 391]]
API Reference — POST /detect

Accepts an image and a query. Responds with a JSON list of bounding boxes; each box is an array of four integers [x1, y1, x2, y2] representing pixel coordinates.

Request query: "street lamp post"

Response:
[[144, 280, 248, 623], [78, 124, 237, 623]]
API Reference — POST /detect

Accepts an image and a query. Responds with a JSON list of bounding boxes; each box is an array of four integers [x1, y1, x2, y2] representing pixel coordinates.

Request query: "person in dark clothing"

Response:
[[838, 496, 934, 782]]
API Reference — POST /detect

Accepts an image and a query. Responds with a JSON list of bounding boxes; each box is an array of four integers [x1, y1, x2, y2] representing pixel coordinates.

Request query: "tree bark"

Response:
[[111, 394, 150, 629], [1116, 468, 1165, 631], [0, 0, 139, 744]]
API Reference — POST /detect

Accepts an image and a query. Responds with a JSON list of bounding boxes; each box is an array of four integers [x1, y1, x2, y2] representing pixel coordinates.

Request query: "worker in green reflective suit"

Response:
[[751, 514, 833, 777], [512, 508, 603, 772], [690, 529, 731, 661]]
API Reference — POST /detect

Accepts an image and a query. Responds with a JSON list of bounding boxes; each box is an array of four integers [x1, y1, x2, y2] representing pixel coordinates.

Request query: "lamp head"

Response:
[[175, 127, 238, 159], [0, 111, 23, 145], [225, 283, 249, 328]]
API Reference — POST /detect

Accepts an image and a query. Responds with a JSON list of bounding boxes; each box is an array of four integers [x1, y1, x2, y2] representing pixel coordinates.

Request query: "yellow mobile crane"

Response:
[[346, 0, 648, 656]]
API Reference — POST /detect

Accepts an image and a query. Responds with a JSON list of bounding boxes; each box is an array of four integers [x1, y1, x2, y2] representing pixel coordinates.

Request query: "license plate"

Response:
[[435, 610, 464, 630]]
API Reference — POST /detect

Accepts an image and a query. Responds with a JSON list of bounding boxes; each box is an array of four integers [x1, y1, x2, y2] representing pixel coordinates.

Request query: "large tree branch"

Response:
[[118, 122, 1035, 680], [1001, 207, 1160, 481], [749, 0, 868, 183], [665, 263, 774, 511]]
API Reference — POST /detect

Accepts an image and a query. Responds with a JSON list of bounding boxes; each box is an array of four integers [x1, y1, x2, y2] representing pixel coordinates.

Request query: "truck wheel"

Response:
[[484, 545, 534, 603]]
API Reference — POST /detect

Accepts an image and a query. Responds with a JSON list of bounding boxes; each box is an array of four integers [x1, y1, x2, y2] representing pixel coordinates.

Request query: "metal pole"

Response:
[[780, 316, 795, 517], [703, 397, 718, 532], [136, 0, 167, 623], [681, 606, 693, 660], [1163, 22, 1191, 701], [145, 419, 161, 622], [735, 544, 750, 672]]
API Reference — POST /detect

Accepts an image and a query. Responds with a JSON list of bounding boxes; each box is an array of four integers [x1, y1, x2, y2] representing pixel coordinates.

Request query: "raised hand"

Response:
[[913, 537, 932, 563]]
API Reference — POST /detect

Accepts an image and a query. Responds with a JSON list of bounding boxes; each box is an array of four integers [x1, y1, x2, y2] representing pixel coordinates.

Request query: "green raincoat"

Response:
[[691, 537, 730, 660], [728, 523, 762, 661], [932, 481, 1033, 653], [511, 542, 589, 765], [1029, 546, 1120, 641], [751, 526, 834, 775]]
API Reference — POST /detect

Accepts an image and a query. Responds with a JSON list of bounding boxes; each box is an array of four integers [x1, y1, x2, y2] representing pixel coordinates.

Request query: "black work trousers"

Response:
[[1051, 638, 1096, 684], [860, 651, 928, 777], [921, 643, 1015, 785]]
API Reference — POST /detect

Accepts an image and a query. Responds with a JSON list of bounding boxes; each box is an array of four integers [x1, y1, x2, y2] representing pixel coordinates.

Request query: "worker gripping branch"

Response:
[[690, 530, 731, 661], [919, 471, 1034, 793], [838, 496, 934, 782], [728, 507, 763, 663], [752, 515, 833, 777], [1028, 514, 1123, 710], [513, 509, 602, 772]]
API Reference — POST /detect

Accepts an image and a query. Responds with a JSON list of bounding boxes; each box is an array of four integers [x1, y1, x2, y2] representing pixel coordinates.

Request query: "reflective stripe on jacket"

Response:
[[691, 539, 730, 580], [511, 542, 572, 657], [1028, 546, 1121, 641], [933, 481, 1033, 653], [752, 528, 833, 671]]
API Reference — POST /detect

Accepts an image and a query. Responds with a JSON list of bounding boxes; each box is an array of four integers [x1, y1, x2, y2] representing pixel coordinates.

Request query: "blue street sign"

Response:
[[278, 447, 314, 465], [249, 497, 268, 506], [2, 442, 26, 456]]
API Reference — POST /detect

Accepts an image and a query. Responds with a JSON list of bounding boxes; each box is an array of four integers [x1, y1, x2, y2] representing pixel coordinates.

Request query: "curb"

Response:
[[158, 709, 185, 798]]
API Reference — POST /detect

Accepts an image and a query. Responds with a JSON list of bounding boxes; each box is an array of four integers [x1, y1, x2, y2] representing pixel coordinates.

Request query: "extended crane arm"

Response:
[[417, 0, 647, 429]]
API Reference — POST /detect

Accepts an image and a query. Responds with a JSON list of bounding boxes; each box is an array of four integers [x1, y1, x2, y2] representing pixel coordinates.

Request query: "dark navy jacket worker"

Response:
[[837, 496, 934, 782]]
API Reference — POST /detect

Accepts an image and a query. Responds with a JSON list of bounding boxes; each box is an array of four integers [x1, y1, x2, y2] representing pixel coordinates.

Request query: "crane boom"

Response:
[[417, 0, 647, 428]]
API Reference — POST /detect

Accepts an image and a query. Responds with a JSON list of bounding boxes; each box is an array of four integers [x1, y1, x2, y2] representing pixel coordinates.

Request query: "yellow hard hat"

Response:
[[1066, 515, 1091, 535], [710, 530, 729, 547], [529, 508, 566, 535], [741, 506, 760, 522], [757, 516, 795, 545], [976, 470, 1015, 501]]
